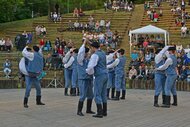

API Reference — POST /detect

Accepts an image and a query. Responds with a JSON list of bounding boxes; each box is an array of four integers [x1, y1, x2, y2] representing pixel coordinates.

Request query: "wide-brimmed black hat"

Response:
[[168, 46, 176, 51], [33, 46, 40, 52], [90, 41, 100, 48]]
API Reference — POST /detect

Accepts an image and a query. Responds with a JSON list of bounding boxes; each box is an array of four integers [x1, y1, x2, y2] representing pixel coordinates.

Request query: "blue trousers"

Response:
[[107, 71, 115, 88], [94, 74, 108, 104], [64, 68, 72, 88], [115, 74, 126, 91], [165, 74, 177, 96], [154, 73, 166, 96], [72, 68, 78, 88], [24, 76, 41, 98], [78, 79, 94, 101]]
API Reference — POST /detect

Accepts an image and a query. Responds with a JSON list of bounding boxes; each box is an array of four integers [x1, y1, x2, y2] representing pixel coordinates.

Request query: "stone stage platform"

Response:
[[0, 89, 190, 127]]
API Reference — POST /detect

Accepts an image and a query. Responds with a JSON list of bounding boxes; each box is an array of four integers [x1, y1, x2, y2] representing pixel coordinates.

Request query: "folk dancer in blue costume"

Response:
[[86, 41, 108, 118], [110, 49, 127, 100], [21, 45, 45, 108], [71, 48, 79, 96], [156, 46, 178, 108], [77, 41, 95, 116], [106, 49, 116, 99], [154, 46, 169, 107], [63, 48, 74, 96]]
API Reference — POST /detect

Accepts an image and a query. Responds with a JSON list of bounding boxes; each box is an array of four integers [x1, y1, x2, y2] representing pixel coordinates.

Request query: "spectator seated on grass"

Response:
[[39, 38, 45, 47], [45, 53, 52, 70], [0, 38, 5, 51], [73, 8, 79, 17], [136, 65, 145, 79], [78, 8, 85, 17], [74, 20, 80, 31], [3, 59, 12, 78], [129, 65, 137, 79], [53, 12, 58, 23], [58, 45, 64, 57], [68, 20, 74, 31], [43, 40, 52, 51], [181, 25, 187, 38], [178, 65, 188, 81], [40, 25, 47, 36], [183, 51, 190, 65], [5, 38, 13, 52]]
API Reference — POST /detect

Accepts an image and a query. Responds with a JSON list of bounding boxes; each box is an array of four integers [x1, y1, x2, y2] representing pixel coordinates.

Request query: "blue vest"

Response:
[[94, 50, 107, 76], [77, 59, 92, 80], [165, 54, 177, 75], [155, 59, 165, 74], [107, 60, 115, 73], [72, 54, 78, 70], [27, 52, 43, 74], [65, 56, 72, 70], [115, 56, 126, 75]]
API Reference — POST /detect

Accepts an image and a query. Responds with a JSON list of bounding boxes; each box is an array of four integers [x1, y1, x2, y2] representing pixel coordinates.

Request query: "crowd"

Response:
[[104, 0, 135, 12], [129, 38, 190, 84], [0, 37, 13, 52]]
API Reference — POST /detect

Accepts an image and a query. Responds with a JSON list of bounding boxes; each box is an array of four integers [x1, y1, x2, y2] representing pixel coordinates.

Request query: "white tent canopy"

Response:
[[129, 25, 170, 53]]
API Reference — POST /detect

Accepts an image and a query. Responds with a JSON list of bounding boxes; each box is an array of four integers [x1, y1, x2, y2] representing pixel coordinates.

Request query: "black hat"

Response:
[[26, 48, 32, 51], [168, 46, 176, 51], [73, 48, 79, 53], [118, 49, 125, 55], [33, 46, 40, 52], [85, 47, 89, 53], [90, 41, 100, 48]]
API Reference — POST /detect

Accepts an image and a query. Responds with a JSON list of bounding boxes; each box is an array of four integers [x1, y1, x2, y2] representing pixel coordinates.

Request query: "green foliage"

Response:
[[0, 0, 146, 23]]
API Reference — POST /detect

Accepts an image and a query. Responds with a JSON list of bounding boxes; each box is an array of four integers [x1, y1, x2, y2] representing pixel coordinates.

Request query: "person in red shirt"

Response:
[[154, 12, 159, 22], [58, 45, 64, 56], [39, 39, 45, 46]]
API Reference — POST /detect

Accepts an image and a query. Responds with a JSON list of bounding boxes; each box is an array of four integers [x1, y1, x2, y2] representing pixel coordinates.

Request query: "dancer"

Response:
[[86, 41, 108, 118], [77, 41, 95, 116], [156, 46, 177, 108], [21, 45, 45, 108], [154, 46, 168, 107]]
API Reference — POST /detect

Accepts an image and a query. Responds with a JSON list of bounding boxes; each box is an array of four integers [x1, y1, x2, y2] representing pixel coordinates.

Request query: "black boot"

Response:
[[162, 95, 166, 105], [111, 88, 115, 99], [23, 97, 29, 108], [77, 101, 84, 116], [120, 90, 126, 100], [162, 96, 170, 108], [71, 88, 76, 96], [172, 95, 177, 106], [102, 103, 107, 116], [65, 88, 69, 96], [93, 104, 103, 118], [107, 88, 110, 99], [154, 96, 159, 107], [112, 91, 120, 101], [70, 88, 73, 95], [86, 99, 95, 114], [36, 96, 45, 105]]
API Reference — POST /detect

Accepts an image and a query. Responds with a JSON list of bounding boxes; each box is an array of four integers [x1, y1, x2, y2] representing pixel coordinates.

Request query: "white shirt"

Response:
[[157, 57, 173, 71], [0, 40, 5, 45], [22, 47, 43, 61], [86, 54, 99, 75], [107, 58, 119, 69], [64, 56, 74, 68], [155, 46, 169, 64], [62, 51, 71, 64], [77, 44, 85, 66], [181, 26, 187, 33], [19, 57, 28, 75]]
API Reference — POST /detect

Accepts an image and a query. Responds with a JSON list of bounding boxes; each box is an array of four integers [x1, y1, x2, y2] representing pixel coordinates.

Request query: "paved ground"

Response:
[[0, 89, 190, 127]]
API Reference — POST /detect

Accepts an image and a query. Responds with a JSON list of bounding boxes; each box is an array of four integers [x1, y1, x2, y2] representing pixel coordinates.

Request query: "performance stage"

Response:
[[0, 89, 190, 127]]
